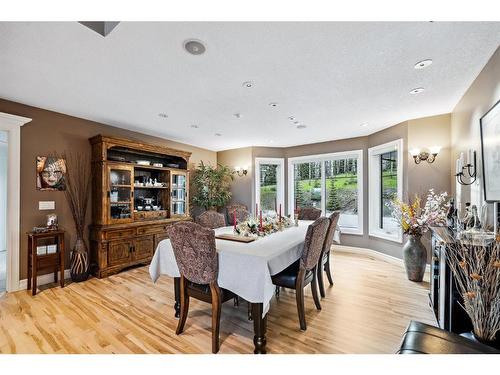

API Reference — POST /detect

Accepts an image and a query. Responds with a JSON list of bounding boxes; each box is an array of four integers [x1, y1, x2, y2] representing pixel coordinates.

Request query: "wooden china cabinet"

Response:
[[89, 135, 191, 278]]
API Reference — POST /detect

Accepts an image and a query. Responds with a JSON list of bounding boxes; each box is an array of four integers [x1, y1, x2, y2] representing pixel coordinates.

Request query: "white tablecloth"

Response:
[[149, 221, 313, 316]]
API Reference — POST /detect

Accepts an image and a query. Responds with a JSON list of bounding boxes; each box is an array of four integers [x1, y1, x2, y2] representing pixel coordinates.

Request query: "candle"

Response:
[[456, 159, 461, 175], [260, 210, 263, 231], [460, 152, 465, 165], [279, 203, 282, 222], [255, 203, 258, 216], [233, 211, 237, 231]]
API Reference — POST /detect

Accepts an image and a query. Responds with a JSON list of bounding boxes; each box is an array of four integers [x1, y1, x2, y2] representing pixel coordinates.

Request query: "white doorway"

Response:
[[0, 131, 6, 292], [0, 112, 31, 294]]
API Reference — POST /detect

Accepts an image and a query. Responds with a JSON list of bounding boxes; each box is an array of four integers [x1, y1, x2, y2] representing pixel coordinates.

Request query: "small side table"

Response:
[[27, 229, 65, 296]]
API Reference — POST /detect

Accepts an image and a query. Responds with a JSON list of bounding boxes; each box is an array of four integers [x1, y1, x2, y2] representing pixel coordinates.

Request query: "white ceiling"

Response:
[[1, 22, 499, 151]]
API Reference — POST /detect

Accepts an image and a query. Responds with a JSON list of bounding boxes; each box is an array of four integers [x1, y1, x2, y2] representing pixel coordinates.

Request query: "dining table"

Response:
[[149, 220, 314, 354]]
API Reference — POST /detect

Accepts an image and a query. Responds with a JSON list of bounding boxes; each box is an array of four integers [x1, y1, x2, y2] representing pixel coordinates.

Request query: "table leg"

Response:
[[27, 237, 32, 291], [251, 303, 267, 354], [60, 234, 65, 288], [174, 277, 181, 318]]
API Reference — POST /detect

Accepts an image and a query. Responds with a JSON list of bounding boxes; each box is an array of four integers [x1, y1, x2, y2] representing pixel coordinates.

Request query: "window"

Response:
[[368, 139, 403, 242], [288, 150, 363, 235], [255, 158, 285, 215]]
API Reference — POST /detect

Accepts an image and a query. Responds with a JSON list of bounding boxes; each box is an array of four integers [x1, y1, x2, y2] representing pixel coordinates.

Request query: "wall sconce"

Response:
[[410, 146, 441, 164], [455, 149, 476, 185], [234, 166, 248, 177]]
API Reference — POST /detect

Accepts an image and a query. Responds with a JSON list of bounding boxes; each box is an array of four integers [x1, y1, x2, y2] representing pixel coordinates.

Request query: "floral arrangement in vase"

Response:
[[444, 236, 500, 347], [388, 189, 449, 282], [389, 189, 449, 236], [235, 215, 294, 237]]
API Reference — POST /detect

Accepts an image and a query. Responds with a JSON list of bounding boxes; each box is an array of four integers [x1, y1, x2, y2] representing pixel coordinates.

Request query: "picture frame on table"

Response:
[[479, 99, 500, 202]]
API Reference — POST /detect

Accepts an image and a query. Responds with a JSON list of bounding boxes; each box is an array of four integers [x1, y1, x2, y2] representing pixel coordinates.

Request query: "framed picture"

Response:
[[36, 156, 66, 191], [480, 100, 500, 202], [46, 213, 58, 229]]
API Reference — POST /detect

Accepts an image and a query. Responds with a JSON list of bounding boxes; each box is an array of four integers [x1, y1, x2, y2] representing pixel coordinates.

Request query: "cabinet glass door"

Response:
[[171, 172, 188, 216], [108, 165, 134, 223]]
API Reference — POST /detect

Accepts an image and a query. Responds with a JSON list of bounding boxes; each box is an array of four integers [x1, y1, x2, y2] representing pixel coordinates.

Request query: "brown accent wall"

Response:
[[451, 46, 500, 224], [0, 98, 217, 279]]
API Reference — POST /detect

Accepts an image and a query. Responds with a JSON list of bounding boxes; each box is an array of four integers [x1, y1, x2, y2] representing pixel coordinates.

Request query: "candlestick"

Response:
[[255, 203, 258, 217], [279, 203, 282, 222], [260, 210, 263, 231], [233, 211, 237, 232]]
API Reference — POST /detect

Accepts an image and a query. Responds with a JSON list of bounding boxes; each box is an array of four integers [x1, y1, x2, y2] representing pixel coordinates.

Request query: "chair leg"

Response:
[[210, 282, 222, 354], [295, 269, 307, 331], [275, 286, 280, 299], [176, 276, 189, 335], [317, 258, 325, 298], [311, 266, 322, 311], [325, 253, 334, 285]]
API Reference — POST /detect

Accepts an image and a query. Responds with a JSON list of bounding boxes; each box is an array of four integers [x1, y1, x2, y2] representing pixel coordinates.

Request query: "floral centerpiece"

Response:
[[388, 189, 449, 281], [235, 215, 294, 237]]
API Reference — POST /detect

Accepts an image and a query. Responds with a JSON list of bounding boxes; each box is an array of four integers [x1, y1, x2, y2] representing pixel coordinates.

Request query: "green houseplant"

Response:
[[192, 161, 234, 210]]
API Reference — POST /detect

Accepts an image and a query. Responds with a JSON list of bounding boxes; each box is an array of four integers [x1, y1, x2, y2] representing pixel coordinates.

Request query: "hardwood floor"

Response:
[[0, 247, 436, 354]]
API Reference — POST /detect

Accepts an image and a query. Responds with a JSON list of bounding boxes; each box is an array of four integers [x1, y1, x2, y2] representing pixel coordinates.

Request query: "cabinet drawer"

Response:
[[105, 228, 136, 240], [137, 223, 171, 235]]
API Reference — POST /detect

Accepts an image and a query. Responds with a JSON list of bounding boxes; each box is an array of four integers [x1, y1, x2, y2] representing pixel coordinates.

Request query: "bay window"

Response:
[[368, 139, 403, 242], [288, 150, 363, 234]]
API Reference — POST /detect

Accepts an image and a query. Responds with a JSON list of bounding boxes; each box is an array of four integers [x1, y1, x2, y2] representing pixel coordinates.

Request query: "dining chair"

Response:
[[271, 216, 330, 331], [195, 210, 226, 229], [226, 203, 250, 224], [317, 211, 340, 298], [168, 221, 235, 353], [298, 207, 322, 220]]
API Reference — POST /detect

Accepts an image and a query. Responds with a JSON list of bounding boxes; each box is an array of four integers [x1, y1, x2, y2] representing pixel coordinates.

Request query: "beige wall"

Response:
[[217, 116, 453, 259], [0, 98, 217, 279], [451, 46, 500, 225]]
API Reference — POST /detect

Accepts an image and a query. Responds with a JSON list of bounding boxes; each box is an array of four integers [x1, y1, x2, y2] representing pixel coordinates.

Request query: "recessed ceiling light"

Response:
[[360, 123, 369, 127], [214, 133, 222, 137], [410, 87, 425, 95], [414, 59, 433, 69], [269, 102, 278, 107], [242, 81, 253, 88], [297, 124, 307, 129], [183, 39, 206, 55], [288, 116, 296, 121], [190, 124, 199, 129], [158, 113, 168, 118], [233, 113, 242, 118]]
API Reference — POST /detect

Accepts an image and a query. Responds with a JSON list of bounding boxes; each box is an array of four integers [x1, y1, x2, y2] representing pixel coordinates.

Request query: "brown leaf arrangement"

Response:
[[443, 234, 500, 342], [61, 151, 92, 254]]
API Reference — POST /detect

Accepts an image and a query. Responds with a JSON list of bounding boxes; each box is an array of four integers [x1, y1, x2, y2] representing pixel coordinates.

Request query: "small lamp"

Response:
[[234, 166, 248, 177], [410, 146, 441, 164]]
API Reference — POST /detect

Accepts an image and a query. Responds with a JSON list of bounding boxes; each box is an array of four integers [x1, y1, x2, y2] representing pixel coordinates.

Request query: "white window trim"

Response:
[[254, 157, 285, 215], [287, 150, 364, 235], [0, 112, 32, 292], [368, 139, 404, 243]]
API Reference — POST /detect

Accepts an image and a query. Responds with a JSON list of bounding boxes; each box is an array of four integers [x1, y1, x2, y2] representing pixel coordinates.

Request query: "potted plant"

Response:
[[445, 236, 500, 348], [191, 161, 234, 211], [63, 151, 92, 282], [389, 189, 448, 281]]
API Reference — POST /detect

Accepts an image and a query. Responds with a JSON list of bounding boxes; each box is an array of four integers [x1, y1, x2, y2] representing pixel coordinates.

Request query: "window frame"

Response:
[[287, 150, 364, 235], [254, 157, 285, 215], [368, 139, 404, 243]]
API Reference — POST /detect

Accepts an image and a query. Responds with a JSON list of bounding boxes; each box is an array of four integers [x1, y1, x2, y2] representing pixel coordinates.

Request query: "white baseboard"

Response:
[[332, 244, 431, 273], [18, 269, 71, 290]]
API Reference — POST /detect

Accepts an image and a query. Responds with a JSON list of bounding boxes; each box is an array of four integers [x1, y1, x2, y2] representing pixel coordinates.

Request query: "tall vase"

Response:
[[70, 237, 89, 282], [402, 234, 427, 282]]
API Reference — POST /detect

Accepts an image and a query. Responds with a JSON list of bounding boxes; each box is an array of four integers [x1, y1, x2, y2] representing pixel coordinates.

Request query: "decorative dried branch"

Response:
[[61, 151, 92, 244], [443, 233, 500, 341]]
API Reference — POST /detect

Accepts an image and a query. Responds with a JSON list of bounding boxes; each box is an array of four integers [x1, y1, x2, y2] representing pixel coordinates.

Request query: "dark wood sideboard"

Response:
[[89, 135, 192, 278], [429, 227, 473, 334]]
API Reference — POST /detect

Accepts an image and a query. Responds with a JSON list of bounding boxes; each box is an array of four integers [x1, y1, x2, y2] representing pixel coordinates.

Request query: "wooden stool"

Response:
[[27, 230, 65, 296]]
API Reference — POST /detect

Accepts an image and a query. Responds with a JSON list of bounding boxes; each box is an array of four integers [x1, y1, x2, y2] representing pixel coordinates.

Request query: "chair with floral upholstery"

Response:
[[167, 221, 235, 353], [298, 207, 322, 220], [317, 211, 340, 298], [271, 216, 330, 330], [195, 210, 226, 229], [225, 203, 250, 225]]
